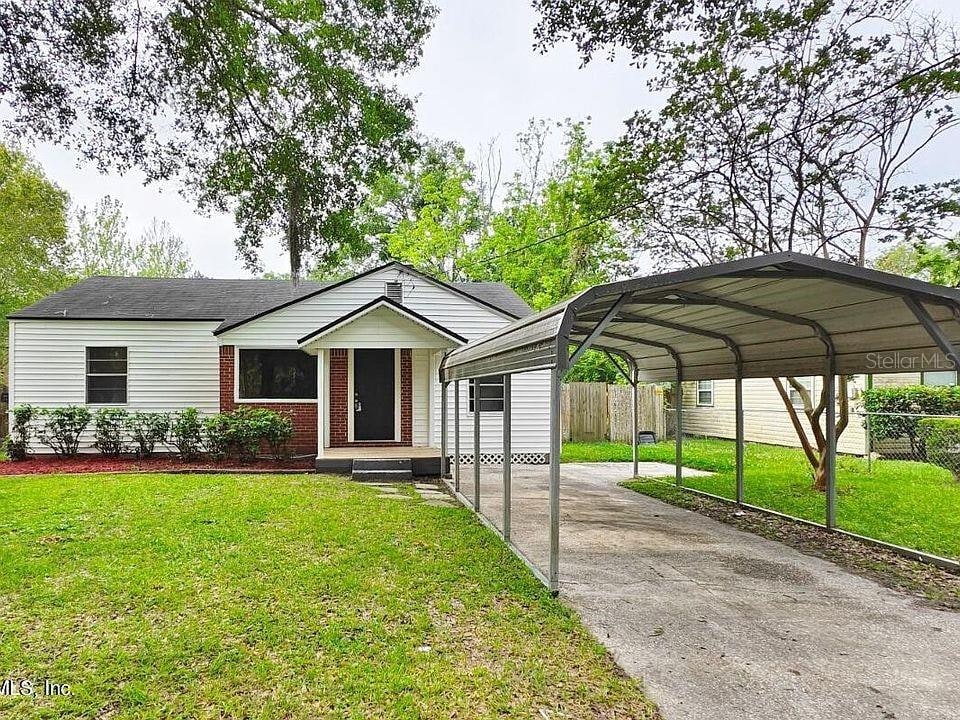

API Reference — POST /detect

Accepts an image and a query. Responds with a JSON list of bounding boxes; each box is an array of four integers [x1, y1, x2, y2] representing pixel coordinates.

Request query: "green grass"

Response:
[[0, 473, 656, 719], [563, 439, 960, 560]]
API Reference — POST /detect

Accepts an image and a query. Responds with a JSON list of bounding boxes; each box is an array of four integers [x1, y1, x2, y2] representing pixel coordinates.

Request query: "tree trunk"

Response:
[[286, 178, 304, 286]]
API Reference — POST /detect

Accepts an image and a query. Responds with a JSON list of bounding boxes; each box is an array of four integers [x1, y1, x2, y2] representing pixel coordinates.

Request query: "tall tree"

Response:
[[0, 0, 436, 283], [0, 143, 71, 375], [534, 0, 960, 489]]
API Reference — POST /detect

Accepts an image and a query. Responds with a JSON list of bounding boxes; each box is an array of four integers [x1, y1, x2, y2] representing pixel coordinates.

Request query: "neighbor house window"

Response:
[[696, 380, 714, 407], [788, 377, 814, 408], [238, 349, 317, 400], [922, 370, 957, 386], [86, 347, 128, 404], [469, 375, 504, 412], [385, 281, 403, 303]]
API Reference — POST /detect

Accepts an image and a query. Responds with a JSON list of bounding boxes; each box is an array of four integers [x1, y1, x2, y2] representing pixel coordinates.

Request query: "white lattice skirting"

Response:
[[452, 453, 549, 465]]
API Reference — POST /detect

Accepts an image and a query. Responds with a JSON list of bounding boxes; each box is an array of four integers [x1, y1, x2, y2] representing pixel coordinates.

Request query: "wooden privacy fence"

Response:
[[561, 382, 669, 443]]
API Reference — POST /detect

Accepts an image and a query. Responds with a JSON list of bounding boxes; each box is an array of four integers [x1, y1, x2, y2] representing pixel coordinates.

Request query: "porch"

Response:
[[315, 445, 445, 479]]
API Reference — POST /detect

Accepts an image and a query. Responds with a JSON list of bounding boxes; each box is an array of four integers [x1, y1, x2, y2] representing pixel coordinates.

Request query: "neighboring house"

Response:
[[682, 372, 946, 455], [6, 262, 551, 470]]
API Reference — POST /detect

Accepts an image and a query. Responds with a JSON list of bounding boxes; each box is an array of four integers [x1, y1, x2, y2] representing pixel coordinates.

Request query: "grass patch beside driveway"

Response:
[[0, 473, 658, 719]]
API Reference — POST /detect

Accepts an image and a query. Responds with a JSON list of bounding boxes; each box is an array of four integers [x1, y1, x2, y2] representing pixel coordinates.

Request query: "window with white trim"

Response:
[[385, 281, 403, 303], [469, 375, 504, 412], [696, 380, 714, 406], [238, 349, 317, 400], [86, 347, 127, 404], [787, 377, 815, 408]]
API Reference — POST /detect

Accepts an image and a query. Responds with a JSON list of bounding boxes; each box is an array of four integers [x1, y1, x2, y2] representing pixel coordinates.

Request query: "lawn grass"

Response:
[[563, 439, 960, 560], [0, 473, 657, 719]]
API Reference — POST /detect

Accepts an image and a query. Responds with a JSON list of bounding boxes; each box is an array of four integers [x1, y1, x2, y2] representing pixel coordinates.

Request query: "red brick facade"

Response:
[[219, 345, 413, 453], [218, 345, 318, 455]]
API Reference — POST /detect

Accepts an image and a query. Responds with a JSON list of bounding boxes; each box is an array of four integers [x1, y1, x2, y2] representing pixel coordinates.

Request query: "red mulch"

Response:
[[0, 454, 316, 475]]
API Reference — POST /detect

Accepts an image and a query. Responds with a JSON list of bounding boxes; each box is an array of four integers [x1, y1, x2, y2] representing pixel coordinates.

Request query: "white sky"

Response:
[[14, 0, 960, 278]]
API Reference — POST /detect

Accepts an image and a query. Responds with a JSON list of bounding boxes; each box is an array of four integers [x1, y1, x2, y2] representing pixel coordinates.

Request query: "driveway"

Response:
[[456, 461, 960, 720]]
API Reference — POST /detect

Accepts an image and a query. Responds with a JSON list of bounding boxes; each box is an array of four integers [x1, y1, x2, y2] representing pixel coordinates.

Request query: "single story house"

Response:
[[7, 262, 552, 472]]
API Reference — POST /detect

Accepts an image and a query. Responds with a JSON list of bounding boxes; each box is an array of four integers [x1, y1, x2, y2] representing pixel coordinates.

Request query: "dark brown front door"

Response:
[[354, 349, 395, 441]]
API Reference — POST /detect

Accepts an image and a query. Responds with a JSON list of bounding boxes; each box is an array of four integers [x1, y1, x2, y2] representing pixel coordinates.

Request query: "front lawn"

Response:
[[0, 473, 657, 719], [563, 439, 960, 560]]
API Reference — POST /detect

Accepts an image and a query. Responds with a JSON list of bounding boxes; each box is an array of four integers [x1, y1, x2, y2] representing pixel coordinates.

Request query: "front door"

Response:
[[353, 349, 396, 441]]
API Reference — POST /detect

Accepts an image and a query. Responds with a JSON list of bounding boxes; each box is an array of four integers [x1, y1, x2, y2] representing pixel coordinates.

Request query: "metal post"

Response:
[[865, 374, 873, 474], [503, 374, 512, 541], [549, 367, 561, 593], [825, 365, 837, 529], [631, 366, 639, 478], [454, 380, 461, 493], [440, 380, 449, 478], [474, 380, 481, 511], [735, 374, 744, 504], [675, 371, 684, 487]]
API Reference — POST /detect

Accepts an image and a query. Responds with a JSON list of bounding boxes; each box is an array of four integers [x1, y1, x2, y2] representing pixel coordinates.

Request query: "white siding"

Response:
[[307, 306, 458, 349], [412, 349, 429, 446], [10, 319, 221, 453]]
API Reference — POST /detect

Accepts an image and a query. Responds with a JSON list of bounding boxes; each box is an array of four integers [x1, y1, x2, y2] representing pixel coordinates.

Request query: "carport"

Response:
[[438, 252, 960, 592]]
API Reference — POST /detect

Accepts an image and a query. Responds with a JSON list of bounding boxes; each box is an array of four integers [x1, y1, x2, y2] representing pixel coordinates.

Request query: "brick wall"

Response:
[[400, 348, 412, 444], [218, 344, 318, 455]]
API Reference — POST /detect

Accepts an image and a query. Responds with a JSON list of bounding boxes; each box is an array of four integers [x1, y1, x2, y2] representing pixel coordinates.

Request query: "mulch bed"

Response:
[[0, 454, 316, 476], [626, 480, 960, 612]]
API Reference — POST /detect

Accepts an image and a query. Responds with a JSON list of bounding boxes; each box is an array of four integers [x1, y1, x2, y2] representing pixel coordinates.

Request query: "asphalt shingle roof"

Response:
[[9, 270, 532, 332]]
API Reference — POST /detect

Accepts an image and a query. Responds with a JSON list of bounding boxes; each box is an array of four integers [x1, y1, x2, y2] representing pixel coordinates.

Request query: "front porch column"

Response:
[[316, 349, 325, 458]]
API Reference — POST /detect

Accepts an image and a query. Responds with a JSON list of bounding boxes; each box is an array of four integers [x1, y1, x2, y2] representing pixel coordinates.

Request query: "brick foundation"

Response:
[[218, 345, 318, 455]]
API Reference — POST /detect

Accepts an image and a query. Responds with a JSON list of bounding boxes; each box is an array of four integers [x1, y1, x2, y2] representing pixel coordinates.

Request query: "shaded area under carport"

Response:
[[471, 462, 960, 720]]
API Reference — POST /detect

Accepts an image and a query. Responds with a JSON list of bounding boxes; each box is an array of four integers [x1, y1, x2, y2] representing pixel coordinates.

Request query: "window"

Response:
[[385, 281, 403, 303], [86, 347, 127, 404], [696, 380, 714, 406], [238, 349, 317, 400], [922, 370, 957, 387], [787, 377, 814, 408], [469, 375, 504, 412]]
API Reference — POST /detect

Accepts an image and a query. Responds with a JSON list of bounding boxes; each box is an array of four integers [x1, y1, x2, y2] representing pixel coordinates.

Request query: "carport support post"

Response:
[[440, 381, 449, 478], [631, 366, 639, 478], [454, 380, 461, 493], [549, 367, 561, 593], [735, 373, 744, 505], [474, 382, 481, 510], [503, 374, 512, 541], [675, 371, 683, 487], [825, 366, 837, 530]]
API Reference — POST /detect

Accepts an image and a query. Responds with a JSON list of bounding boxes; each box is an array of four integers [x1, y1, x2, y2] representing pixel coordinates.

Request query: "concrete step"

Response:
[[351, 458, 413, 482]]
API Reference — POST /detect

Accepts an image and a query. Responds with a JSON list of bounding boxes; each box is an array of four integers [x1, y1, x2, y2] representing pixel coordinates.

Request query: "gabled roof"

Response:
[[8, 262, 532, 331], [298, 296, 467, 346]]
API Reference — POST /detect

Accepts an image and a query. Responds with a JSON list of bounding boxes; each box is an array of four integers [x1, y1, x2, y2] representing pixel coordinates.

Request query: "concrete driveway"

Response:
[[457, 461, 960, 720]]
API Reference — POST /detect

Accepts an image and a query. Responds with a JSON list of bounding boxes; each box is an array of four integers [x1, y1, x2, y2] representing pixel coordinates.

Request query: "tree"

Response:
[[0, 1, 437, 283], [0, 143, 71, 376], [534, 0, 960, 489], [71, 197, 193, 278]]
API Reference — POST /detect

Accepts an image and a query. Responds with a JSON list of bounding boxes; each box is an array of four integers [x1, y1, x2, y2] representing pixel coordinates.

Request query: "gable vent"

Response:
[[385, 281, 404, 303]]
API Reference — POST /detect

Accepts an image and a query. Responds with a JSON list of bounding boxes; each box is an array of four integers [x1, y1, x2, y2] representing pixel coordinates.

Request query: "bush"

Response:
[[918, 417, 960, 480], [260, 411, 294, 461], [170, 408, 203, 461], [202, 414, 232, 460], [36, 406, 91, 457], [127, 412, 171, 458], [203, 408, 295, 463], [6, 404, 35, 461], [861, 385, 960, 459], [94, 408, 129, 456]]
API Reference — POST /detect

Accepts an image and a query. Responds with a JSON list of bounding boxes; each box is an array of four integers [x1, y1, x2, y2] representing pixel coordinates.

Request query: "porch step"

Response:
[[351, 458, 413, 482]]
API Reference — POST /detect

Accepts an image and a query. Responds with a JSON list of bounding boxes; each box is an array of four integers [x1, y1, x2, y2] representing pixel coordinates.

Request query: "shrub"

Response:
[[224, 408, 267, 462], [861, 385, 960, 459], [233, 408, 294, 461], [260, 411, 294, 460], [170, 408, 203, 461], [202, 414, 232, 460], [127, 412, 171, 458], [918, 417, 960, 480], [36, 406, 91, 457], [5, 404, 35, 461], [94, 408, 129, 456]]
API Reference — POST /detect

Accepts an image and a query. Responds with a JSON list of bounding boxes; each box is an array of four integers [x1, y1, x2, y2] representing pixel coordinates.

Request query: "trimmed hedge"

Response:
[[861, 385, 960, 459], [918, 417, 960, 480]]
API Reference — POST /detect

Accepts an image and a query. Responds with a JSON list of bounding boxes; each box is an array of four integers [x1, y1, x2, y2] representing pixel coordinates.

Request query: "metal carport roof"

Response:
[[440, 252, 960, 383]]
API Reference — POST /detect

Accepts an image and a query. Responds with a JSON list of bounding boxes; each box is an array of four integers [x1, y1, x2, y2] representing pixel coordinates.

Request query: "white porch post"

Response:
[[316, 349, 325, 458]]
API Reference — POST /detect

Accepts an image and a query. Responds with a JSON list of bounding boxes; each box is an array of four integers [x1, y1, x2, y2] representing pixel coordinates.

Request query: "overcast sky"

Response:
[[17, 0, 960, 278]]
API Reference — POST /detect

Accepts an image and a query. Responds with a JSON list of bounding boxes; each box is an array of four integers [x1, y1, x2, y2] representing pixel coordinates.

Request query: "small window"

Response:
[[696, 380, 714, 407], [469, 375, 504, 413], [385, 281, 403, 303], [239, 349, 317, 400], [86, 347, 128, 404], [922, 370, 957, 387], [788, 377, 814, 408]]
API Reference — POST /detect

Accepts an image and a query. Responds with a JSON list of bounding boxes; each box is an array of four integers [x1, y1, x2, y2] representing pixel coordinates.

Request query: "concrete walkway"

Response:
[[459, 461, 960, 720]]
